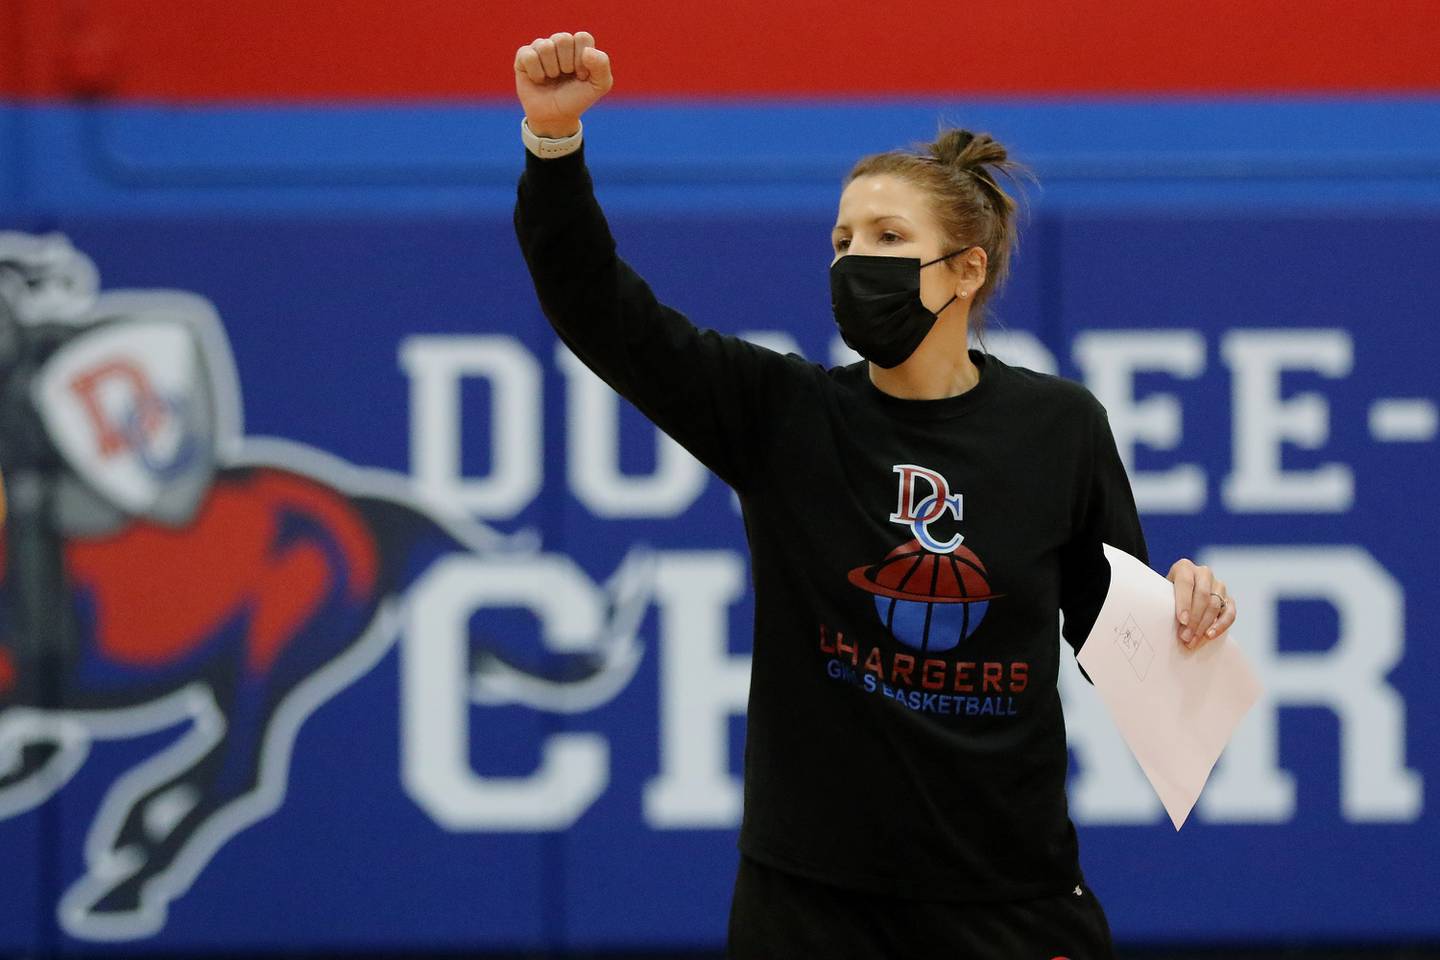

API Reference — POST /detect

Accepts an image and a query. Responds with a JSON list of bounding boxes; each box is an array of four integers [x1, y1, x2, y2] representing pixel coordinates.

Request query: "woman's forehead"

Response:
[[835, 174, 930, 228]]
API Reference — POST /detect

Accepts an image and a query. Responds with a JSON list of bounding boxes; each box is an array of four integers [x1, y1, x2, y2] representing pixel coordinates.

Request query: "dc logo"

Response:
[[888, 464, 965, 553], [70, 358, 199, 479], [848, 464, 1002, 653], [32, 316, 219, 521]]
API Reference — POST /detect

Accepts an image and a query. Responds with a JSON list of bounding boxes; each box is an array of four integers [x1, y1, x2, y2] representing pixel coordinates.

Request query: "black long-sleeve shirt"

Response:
[[515, 143, 1147, 902]]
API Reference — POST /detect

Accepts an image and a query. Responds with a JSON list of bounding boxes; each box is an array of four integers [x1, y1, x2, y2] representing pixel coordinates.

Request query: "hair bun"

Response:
[[930, 128, 1009, 173], [930, 129, 975, 165]]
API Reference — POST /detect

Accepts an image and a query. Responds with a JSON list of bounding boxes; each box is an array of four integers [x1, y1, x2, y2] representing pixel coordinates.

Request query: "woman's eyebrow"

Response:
[[831, 214, 913, 232]]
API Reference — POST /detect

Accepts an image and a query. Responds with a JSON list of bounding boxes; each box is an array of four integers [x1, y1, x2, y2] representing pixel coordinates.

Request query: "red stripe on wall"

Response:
[[6, 0, 1440, 100]]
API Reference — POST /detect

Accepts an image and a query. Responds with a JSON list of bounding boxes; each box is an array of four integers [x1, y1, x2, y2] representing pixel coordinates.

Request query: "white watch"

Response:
[[521, 117, 583, 159]]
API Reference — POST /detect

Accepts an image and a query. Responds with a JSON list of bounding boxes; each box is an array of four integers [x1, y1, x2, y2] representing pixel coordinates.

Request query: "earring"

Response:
[[960, 291, 968, 298]]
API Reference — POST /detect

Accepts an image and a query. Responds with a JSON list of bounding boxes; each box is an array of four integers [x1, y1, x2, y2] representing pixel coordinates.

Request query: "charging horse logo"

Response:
[[0, 233, 646, 942]]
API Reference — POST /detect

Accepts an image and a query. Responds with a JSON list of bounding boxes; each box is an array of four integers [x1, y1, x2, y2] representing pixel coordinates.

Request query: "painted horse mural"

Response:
[[0, 232, 647, 941]]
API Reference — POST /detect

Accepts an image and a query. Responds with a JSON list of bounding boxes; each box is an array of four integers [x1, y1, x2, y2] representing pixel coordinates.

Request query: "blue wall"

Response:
[[2, 98, 1438, 954], [7, 99, 1440, 214]]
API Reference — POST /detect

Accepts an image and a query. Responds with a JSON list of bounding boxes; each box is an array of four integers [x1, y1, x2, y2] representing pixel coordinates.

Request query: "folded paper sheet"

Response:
[[1077, 544, 1263, 829]]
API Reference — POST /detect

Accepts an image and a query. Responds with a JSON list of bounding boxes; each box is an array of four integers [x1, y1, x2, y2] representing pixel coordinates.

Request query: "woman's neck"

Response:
[[867, 315, 979, 400]]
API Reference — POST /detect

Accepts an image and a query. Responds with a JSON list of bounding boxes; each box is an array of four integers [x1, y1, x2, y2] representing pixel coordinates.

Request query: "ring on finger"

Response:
[[1210, 591, 1227, 612]]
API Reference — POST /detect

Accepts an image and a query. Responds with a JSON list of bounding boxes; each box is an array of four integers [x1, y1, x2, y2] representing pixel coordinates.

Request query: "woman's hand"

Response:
[[514, 31, 613, 139], [1167, 558, 1235, 650]]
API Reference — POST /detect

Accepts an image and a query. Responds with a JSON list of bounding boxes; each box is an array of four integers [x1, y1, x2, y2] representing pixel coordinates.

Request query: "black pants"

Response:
[[728, 855, 1115, 960]]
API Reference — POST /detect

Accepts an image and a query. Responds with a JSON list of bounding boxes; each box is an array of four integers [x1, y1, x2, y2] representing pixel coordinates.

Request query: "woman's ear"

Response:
[[956, 247, 987, 296]]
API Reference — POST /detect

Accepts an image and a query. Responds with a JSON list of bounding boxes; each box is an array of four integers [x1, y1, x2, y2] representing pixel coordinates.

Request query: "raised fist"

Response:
[[514, 31, 613, 139]]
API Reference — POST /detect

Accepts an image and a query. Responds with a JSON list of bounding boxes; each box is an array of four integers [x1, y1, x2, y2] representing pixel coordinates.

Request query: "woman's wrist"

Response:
[[525, 117, 581, 139], [521, 117, 584, 159]]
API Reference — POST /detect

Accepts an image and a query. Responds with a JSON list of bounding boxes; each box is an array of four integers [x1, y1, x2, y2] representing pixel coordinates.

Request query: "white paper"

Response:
[[1077, 544, 1263, 829]]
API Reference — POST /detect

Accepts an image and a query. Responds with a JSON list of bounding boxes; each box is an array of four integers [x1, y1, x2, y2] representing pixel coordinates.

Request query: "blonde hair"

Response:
[[845, 127, 1035, 336]]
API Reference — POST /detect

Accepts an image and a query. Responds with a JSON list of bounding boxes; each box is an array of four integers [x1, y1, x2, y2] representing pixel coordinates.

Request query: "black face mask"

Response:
[[829, 250, 964, 368]]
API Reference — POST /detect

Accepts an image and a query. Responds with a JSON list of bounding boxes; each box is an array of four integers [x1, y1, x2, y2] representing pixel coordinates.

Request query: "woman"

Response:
[[513, 31, 1236, 959]]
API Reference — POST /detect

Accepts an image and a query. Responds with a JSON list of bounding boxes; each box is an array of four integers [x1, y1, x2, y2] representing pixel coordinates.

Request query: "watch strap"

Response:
[[521, 117, 584, 159]]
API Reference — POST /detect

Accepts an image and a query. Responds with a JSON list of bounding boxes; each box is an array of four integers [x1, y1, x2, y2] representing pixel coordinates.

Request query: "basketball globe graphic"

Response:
[[848, 539, 1001, 652]]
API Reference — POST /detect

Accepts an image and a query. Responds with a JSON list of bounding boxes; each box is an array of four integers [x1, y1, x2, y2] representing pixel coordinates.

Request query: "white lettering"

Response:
[[1221, 330, 1353, 512], [557, 346, 707, 518], [1074, 330, 1207, 513], [401, 554, 608, 830], [643, 552, 751, 828], [1198, 546, 1421, 822], [400, 335, 542, 518]]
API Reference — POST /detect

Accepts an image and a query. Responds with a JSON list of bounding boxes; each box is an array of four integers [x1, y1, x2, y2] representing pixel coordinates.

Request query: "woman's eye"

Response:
[[833, 233, 900, 252]]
